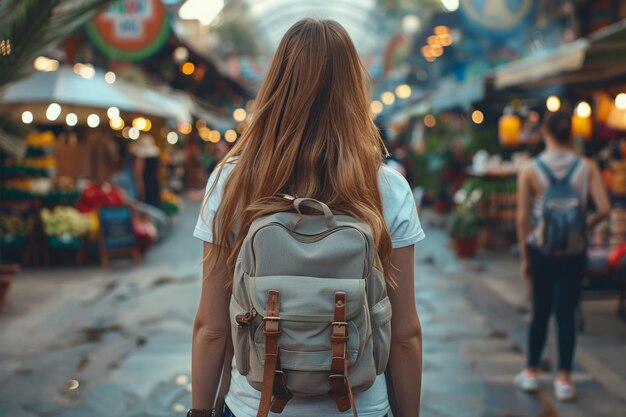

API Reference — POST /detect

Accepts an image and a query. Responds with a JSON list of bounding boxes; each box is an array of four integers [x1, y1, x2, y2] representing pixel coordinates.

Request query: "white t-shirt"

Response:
[[193, 161, 425, 417]]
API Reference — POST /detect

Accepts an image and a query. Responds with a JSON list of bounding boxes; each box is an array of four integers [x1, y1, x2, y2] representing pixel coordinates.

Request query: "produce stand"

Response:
[[463, 171, 517, 250]]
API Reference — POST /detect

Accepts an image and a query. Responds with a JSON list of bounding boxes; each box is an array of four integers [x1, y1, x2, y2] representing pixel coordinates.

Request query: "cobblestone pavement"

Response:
[[0, 205, 625, 417]]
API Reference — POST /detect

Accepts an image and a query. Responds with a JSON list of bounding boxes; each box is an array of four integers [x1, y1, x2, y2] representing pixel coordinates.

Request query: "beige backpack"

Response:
[[229, 197, 392, 417]]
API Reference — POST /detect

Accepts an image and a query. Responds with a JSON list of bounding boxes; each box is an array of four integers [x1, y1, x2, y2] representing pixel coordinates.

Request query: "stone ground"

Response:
[[0, 203, 625, 417]]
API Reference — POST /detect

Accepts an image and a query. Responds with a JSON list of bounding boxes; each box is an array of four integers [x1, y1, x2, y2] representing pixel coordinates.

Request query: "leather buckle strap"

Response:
[[328, 374, 351, 412], [257, 291, 282, 417], [263, 316, 281, 335], [331, 321, 348, 342], [269, 369, 293, 413], [327, 292, 358, 417]]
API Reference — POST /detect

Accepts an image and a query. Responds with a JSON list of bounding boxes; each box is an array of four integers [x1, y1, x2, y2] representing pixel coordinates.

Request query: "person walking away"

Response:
[[515, 111, 610, 401], [190, 18, 424, 417], [131, 134, 161, 208]]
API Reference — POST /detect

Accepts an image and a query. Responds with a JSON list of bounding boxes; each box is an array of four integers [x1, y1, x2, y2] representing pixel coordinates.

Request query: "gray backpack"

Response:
[[229, 196, 392, 417], [535, 157, 587, 256]]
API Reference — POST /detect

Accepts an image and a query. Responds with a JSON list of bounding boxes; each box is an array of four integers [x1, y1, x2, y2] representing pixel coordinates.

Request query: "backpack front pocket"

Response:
[[370, 296, 392, 374]]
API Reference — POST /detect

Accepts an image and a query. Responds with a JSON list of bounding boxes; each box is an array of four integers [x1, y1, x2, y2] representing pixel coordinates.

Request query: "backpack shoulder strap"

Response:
[[562, 157, 581, 185], [534, 157, 557, 185]]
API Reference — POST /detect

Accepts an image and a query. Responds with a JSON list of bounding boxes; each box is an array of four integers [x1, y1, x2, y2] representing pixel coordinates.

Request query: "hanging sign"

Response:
[[460, 0, 534, 33], [86, 0, 170, 61]]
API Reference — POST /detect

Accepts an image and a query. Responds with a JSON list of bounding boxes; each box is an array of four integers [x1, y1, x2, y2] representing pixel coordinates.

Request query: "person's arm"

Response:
[[387, 245, 422, 417], [191, 243, 231, 410], [586, 160, 611, 229], [516, 164, 533, 283]]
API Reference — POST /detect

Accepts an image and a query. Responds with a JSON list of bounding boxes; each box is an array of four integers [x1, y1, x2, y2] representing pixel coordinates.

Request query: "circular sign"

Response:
[[460, 0, 534, 32], [87, 0, 169, 61]]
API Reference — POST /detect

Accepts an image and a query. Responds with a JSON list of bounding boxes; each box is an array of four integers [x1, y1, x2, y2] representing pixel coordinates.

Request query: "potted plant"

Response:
[[449, 188, 481, 257]]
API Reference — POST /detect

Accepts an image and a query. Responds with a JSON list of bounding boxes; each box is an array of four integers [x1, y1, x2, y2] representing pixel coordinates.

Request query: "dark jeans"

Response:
[[222, 405, 388, 417], [526, 245, 586, 372]]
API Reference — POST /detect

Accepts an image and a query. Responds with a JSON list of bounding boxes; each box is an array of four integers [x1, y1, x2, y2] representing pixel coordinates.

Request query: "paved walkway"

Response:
[[0, 205, 624, 416]]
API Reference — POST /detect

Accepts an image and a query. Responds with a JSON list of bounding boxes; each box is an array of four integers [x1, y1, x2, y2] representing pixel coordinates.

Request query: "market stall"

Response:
[[0, 67, 189, 267]]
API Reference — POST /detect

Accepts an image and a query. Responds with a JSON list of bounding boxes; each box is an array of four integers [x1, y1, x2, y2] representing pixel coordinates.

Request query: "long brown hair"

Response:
[[204, 18, 393, 285]]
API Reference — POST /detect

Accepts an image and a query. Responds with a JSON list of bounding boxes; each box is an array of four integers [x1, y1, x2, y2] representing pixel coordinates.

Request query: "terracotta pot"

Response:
[[452, 237, 478, 258], [0, 264, 19, 310], [434, 199, 452, 214]]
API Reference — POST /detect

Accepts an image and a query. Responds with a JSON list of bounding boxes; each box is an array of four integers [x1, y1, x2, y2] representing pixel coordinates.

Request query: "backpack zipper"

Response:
[[249, 222, 370, 278]]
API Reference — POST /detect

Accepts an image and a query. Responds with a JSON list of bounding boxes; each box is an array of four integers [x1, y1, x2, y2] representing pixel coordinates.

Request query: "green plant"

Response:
[[449, 188, 481, 240], [0, 0, 111, 89]]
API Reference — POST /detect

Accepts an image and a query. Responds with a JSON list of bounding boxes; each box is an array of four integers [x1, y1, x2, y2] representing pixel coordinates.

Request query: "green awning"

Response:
[[494, 18, 626, 89]]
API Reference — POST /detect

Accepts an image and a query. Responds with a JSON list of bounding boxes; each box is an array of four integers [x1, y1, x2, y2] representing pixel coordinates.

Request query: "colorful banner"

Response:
[[460, 0, 535, 34], [86, 0, 170, 61]]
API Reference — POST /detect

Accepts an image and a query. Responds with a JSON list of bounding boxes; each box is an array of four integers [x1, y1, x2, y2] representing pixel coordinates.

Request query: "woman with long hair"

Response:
[[515, 111, 610, 401], [190, 19, 424, 417]]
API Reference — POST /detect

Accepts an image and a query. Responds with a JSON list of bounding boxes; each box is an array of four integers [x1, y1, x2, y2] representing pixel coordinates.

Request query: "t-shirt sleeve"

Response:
[[193, 164, 232, 243], [378, 166, 425, 248]]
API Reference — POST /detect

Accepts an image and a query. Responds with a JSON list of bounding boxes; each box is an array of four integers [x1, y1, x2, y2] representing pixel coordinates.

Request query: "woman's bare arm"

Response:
[[387, 245, 422, 417], [191, 243, 231, 409], [587, 160, 611, 229], [516, 164, 534, 283]]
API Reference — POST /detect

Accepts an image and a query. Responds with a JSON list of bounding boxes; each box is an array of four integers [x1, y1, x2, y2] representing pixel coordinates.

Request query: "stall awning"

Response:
[[430, 78, 485, 112], [0, 130, 27, 159], [0, 67, 191, 124], [494, 19, 626, 89]]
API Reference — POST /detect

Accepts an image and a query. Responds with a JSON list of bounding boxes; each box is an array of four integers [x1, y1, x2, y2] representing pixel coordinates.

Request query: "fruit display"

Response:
[[462, 176, 517, 222], [76, 182, 124, 213], [0, 210, 34, 247], [161, 189, 183, 216], [40, 206, 89, 238]]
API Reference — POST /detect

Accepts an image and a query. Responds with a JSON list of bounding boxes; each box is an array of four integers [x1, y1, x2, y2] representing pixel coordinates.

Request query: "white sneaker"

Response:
[[514, 370, 539, 392], [554, 378, 576, 401]]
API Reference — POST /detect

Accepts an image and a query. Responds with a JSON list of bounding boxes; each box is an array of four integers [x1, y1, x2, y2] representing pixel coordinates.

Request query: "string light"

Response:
[[471, 110, 484, 124], [22, 111, 33, 124], [233, 108, 247, 122], [66, 113, 78, 127], [370, 100, 383, 114], [104, 71, 116, 84], [181, 62, 195, 75], [178, 123, 192, 135], [87, 114, 100, 128], [167, 132, 179, 144], [33, 56, 59, 72], [424, 114, 437, 128], [381, 92, 395, 105], [0, 39, 12, 56], [225, 129, 237, 143], [129, 128, 140, 140], [546, 96, 561, 112], [46, 103, 62, 121], [575, 101, 592, 118], [173, 47, 189, 63], [110, 117, 125, 130], [209, 130, 221, 143], [395, 84, 412, 99], [73, 63, 95, 79], [615, 93, 626, 110], [107, 107, 120, 119]]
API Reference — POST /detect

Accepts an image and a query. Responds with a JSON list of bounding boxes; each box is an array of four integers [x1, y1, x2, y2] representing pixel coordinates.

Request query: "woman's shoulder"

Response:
[[378, 163, 410, 188], [378, 164, 413, 203]]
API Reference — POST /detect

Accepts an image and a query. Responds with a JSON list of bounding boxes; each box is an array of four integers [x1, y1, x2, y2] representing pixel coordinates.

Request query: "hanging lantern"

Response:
[[594, 91, 612, 123], [572, 114, 592, 139], [498, 114, 522, 147]]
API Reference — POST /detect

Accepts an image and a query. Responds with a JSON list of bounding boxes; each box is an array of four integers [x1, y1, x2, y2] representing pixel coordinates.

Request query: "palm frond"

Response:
[[0, 0, 112, 89]]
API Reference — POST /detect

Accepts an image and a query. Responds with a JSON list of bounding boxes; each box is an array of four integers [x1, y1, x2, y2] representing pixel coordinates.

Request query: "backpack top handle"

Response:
[[292, 198, 337, 229]]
